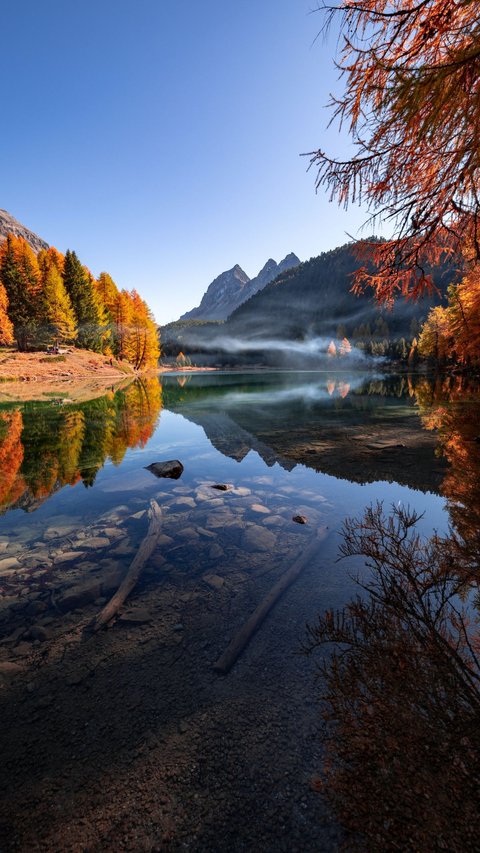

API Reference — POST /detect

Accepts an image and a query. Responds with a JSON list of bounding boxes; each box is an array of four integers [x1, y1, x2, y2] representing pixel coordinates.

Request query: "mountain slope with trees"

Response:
[[225, 241, 457, 343]]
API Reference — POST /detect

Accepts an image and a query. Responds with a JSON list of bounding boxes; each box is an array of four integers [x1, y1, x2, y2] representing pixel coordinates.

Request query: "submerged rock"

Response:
[[145, 460, 184, 480], [242, 525, 276, 552]]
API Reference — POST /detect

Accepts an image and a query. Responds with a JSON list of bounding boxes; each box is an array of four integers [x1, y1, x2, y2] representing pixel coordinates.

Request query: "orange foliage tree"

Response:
[[0, 236, 41, 350], [0, 282, 13, 345], [309, 1, 480, 302], [0, 410, 25, 508]]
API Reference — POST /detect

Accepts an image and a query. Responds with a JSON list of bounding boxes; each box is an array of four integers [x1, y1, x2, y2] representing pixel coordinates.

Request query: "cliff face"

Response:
[[180, 264, 250, 321], [0, 209, 49, 253]]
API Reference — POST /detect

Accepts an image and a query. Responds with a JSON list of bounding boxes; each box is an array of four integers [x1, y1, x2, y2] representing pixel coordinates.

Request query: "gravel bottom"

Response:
[[0, 527, 346, 852]]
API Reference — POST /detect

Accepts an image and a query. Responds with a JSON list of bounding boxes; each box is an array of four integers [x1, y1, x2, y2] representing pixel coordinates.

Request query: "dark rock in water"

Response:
[[145, 460, 184, 480], [292, 515, 308, 525], [211, 483, 232, 491]]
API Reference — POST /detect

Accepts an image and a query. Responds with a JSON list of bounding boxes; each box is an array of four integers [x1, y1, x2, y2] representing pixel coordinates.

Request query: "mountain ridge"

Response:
[[179, 252, 300, 321], [0, 209, 49, 253]]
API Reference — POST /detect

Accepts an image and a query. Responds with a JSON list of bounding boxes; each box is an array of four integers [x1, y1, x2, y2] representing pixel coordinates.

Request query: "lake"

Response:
[[0, 369, 477, 851]]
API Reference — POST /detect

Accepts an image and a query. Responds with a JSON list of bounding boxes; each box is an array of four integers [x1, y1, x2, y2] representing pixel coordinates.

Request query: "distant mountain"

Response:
[[179, 253, 300, 321], [0, 209, 49, 253], [226, 241, 457, 341]]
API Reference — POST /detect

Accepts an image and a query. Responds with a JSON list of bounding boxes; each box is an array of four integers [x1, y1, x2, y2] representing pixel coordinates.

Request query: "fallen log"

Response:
[[213, 525, 329, 674], [91, 499, 162, 632]]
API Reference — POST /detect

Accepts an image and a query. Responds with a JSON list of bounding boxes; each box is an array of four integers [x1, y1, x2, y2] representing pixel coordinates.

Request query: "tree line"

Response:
[[0, 235, 160, 369]]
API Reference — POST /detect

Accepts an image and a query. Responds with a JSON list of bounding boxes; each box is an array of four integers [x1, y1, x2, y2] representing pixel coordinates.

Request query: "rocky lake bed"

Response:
[[0, 474, 343, 851]]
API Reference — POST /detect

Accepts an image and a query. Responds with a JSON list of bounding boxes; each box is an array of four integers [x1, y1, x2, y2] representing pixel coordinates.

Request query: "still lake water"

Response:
[[0, 369, 468, 619], [1, 370, 478, 851]]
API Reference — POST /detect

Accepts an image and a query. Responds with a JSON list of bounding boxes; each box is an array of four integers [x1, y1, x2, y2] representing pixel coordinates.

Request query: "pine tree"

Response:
[[62, 250, 104, 351]]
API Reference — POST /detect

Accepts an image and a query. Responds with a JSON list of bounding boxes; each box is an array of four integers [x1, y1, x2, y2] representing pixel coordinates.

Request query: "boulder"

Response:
[[145, 460, 184, 480]]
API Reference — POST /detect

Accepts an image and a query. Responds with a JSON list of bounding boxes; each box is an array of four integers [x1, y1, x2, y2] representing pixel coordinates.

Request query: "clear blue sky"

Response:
[[1, 0, 370, 324]]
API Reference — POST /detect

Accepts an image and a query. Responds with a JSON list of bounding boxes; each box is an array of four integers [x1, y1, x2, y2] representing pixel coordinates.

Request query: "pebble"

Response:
[[177, 526, 200, 540], [242, 525, 277, 552], [197, 527, 217, 539], [0, 557, 21, 572], [203, 573, 225, 590], [263, 515, 285, 527], [54, 551, 86, 565], [84, 537, 111, 550], [170, 497, 196, 510], [251, 504, 270, 515], [209, 544, 224, 560]]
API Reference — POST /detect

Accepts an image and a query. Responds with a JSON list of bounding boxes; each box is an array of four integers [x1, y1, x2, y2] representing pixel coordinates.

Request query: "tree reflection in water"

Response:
[[0, 377, 162, 513], [307, 375, 480, 851]]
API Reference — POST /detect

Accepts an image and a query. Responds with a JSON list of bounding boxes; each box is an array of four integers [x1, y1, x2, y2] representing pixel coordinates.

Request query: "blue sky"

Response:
[[1, 0, 370, 323]]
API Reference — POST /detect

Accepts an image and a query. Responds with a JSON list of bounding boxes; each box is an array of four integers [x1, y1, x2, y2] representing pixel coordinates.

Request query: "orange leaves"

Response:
[[0, 282, 13, 345], [0, 410, 24, 508], [310, 0, 480, 300]]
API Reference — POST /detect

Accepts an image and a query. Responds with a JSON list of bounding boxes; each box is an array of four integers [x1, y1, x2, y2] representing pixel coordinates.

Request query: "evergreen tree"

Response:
[[62, 250, 104, 351]]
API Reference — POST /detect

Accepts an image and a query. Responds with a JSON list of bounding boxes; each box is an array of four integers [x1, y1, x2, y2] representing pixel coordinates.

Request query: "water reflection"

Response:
[[162, 371, 447, 492], [416, 375, 480, 580], [0, 377, 162, 514]]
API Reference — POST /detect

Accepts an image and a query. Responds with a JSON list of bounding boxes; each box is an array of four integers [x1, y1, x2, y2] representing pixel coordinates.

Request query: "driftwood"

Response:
[[213, 526, 329, 674], [91, 499, 162, 632]]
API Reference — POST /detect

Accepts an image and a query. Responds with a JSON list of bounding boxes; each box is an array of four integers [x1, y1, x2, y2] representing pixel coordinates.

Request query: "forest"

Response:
[[0, 235, 159, 369]]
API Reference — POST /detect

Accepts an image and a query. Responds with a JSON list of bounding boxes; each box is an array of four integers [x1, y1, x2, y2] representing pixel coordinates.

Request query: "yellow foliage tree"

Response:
[[38, 252, 77, 345]]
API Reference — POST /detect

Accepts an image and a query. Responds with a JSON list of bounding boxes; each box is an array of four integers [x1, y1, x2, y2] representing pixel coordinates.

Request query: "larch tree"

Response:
[[309, 0, 480, 303], [124, 290, 160, 370], [38, 254, 77, 345], [0, 235, 41, 350], [0, 282, 13, 345]]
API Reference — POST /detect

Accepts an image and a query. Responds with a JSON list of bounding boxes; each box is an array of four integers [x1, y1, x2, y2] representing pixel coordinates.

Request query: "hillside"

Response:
[[0, 209, 48, 253], [226, 241, 457, 342], [160, 241, 458, 363]]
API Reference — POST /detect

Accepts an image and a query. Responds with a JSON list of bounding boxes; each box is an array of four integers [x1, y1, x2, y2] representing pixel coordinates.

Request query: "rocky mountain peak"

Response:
[[178, 252, 301, 322], [0, 209, 49, 254]]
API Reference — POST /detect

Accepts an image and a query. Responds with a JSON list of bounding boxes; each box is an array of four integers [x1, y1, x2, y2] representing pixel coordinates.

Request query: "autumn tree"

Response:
[[123, 290, 160, 369], [417, 305, 451, 363], [38, 250, 77, 345], [309, 0, 480, 302], [0, 282, 13, 345], [95, 271, 120, 322], [0, 235, 41, 350]]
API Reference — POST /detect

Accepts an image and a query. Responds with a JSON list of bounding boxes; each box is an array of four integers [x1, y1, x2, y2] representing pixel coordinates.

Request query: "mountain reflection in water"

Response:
[[163, 372, 448, 493]]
